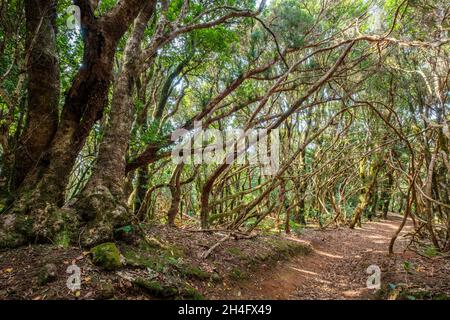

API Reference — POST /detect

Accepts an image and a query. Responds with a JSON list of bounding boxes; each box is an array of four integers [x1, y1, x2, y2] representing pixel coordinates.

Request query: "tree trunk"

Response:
[[0, 0, 148, 248], [350, 160, 382, 229], [133, 166, 149, 215], [381, 171, 394, 219], [11, 0, 60, 192], [73, 2, 156, 247], [167, 164, 184, 226]]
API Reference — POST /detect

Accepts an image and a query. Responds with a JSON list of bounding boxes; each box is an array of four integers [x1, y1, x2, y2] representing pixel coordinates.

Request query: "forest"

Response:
[[0, 0, 449, 301]]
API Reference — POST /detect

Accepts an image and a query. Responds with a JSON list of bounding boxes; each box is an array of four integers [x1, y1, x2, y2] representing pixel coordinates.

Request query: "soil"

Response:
[[0, 214, 449, 300], [219, 214, 450, 300]]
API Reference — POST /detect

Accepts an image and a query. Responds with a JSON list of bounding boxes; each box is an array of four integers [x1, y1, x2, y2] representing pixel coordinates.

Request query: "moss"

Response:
[[14, 215, 34, 237], [399, 290, 450, 300], [0, 231, 26, 248], [226, 247, 243, 256], [37, 263, 58, 286], [266, 238, 312, 258], [52, 209, 78, 247], [164, 243, 185, 258], [134, 278, 204, 300], [177, 264, 211, 280], [211, 272, 222, 283], [229, 267, 248, 281], [90, 242, 122, 270], [181, 286, 205, 300], [134, 278, 178, 298], [99, 281, 115, 299], [54, 230, 71, 248], [433, 293, 450, 300], [123, 249, 157, 268], [423, 245, 439, 258]]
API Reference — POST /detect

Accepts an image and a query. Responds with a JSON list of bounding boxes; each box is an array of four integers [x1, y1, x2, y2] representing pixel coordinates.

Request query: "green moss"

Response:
[[433, 293, 450, 300], [423, 245, 439, 258], [226, 247, 243, 256], [134, 278, 204, 300], [177, 264, 211, 280], [134, 278, 177, 298], [123, 249, 158, 268], [37, 263, 57, 286], [90, 242, 122, 270], [266, 238, 312, 258], [181, 286, 205, 300], [211, 272, 222, 283], [99, 281, 115, 299], [14, 215, 34, 237], [0, 231, 26, 248], [399, 290, 450, 300], [229, 267, 248, 281], [55, 230, 70, 248]]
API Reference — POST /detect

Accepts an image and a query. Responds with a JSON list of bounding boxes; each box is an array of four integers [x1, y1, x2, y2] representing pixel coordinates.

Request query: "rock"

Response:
[[211, 272, 222, 283], [134, 278, 204, 299], [134, 278, 177, 298], [90, 242, 122, 270], [99, 281, 115, 299], [37, 263, 58, 285]]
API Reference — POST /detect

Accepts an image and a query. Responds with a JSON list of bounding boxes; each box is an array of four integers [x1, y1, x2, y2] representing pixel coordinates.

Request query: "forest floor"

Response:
[[219, 214, 450, 300], [0, 214, 449, 300]]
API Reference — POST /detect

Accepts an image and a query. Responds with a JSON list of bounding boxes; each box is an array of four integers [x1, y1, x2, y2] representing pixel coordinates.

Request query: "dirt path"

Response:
[[225, 214, 422, 299]]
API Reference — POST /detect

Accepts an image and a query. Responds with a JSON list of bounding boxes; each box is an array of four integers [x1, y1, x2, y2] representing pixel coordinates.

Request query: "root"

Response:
[[74, 185, 130, 247]]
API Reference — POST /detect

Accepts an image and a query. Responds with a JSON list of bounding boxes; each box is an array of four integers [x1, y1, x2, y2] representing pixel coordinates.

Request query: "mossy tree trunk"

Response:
[[10, 0, 60, 192], [167, 164, 184, 226], [380, 171, 394, 219], [0, 0, 148, 248], [350, 158, 382, 229], [73, 2, 156, 247]]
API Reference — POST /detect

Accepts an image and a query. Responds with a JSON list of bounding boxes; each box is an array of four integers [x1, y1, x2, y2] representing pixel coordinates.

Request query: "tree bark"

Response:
[[0, 0, 148, 248], [167, 164, 184, 226], [11, 0, 60, 192], [73, 1, 156, 247]]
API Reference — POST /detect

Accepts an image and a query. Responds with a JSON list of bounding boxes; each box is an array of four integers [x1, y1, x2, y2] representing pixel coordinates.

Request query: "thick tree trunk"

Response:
[[11, 0, 60, 192], [73, 2, 156, 247], [350, 163, 381, 229], [0, 0, 148, 248]]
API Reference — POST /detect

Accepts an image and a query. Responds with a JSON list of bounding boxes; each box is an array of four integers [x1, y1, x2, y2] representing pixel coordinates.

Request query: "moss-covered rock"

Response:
[[99, 280, 115, 299], [37, 263, 58, 285], [134, 278, 178, 298], [175, 263, 211, 280], [90, 242, 122, 270], [134, 278, 204, 299], [229, 267, 248, 280], [182, 286, 205, 300], [266, 237, 312, 258]]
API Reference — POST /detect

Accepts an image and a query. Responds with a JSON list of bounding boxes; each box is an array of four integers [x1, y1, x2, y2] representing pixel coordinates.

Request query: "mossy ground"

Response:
[[0, 224, 312, 300], [90, 242, 122, 270]]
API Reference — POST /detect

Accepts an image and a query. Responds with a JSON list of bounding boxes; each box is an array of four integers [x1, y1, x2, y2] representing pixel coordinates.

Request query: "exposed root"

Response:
[[0, 198, 77, 248], [74, 185, 130, 247]]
